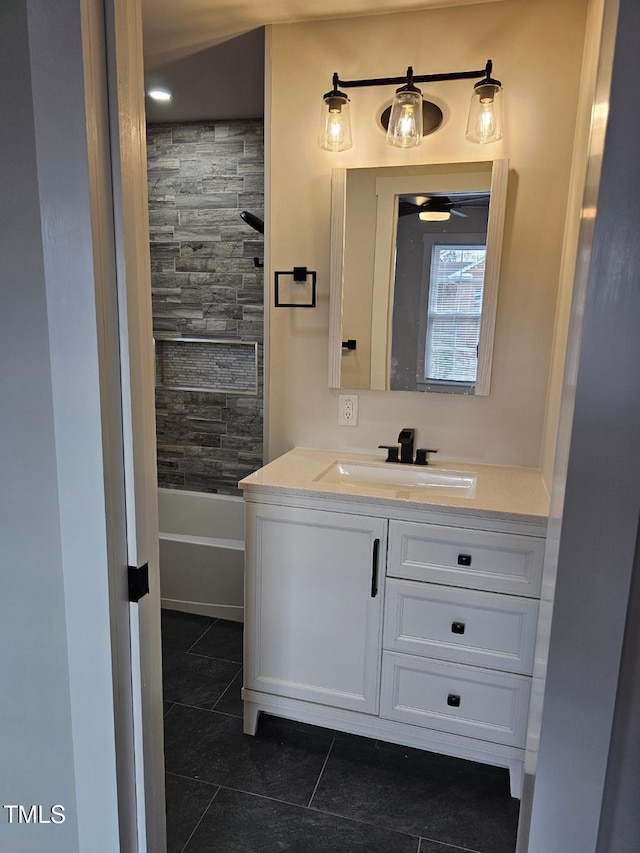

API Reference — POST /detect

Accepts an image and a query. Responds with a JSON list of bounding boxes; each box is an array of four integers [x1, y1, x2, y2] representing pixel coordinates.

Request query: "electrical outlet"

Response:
[[338, 394, 358, 426]]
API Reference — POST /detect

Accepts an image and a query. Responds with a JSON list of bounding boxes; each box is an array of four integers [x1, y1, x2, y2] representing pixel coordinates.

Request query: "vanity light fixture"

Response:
[[319, 60, 503, 151]]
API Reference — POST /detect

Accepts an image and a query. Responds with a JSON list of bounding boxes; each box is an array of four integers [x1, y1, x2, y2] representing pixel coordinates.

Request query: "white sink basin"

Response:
[[314, 461, 477, 498]]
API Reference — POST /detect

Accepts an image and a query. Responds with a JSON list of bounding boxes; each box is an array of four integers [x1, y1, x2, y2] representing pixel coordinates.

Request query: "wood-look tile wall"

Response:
[[147, 120, 264, 494]]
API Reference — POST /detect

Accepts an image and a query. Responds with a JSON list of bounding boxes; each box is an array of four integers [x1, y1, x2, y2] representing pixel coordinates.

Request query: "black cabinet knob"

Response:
[[457, 553, 472, 567], [447, 694, 461, 707], [451, 622, 466, 635]]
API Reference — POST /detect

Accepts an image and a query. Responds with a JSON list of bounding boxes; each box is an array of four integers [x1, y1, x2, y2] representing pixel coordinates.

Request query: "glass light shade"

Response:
[[466, 83, 503, 144], [386, 90, 423, 148], [318, 95, 352, 152], [419, 210, 451, 222]]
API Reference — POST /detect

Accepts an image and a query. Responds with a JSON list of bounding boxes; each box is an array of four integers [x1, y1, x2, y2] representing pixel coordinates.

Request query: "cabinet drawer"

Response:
[[388, 520, 544, 596], [384, 579, 538, 674], [380, 652, 531, 747]]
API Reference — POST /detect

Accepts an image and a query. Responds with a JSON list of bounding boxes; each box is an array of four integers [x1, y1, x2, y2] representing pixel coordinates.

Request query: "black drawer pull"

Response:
[[451, 622, 466, 635], [447, 694, 461, 707], [457, 553, 472, 567]]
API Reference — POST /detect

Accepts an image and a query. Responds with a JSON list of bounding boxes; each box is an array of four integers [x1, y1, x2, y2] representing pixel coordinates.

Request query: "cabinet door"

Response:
[[245, 504, 387, 714]]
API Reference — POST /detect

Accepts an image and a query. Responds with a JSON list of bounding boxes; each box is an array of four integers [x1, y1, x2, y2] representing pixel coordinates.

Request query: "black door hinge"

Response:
[[128, 563, 149, 603]]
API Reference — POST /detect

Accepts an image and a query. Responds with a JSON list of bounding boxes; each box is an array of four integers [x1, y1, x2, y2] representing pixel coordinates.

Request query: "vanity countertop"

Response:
[[239, 447, 550, 524]]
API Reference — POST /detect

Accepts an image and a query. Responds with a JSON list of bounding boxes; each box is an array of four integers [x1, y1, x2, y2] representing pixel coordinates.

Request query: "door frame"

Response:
[[38, 0, 638, 848], [104, 0, 166, 848], [523, 0, 640, 849]]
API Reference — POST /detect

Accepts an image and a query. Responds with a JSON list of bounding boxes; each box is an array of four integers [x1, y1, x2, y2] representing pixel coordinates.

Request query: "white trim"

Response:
[[476, 157, 508, 395], [263, 26, 273, 459], [105, 0, 166, 848], [328, 167, 347, 388], [159, 532, 244, 550]]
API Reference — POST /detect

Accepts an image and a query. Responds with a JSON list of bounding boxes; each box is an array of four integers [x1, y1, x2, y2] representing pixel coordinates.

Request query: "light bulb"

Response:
[[399, 104, 416, 135], [387, 89, 423, 148], [329, 111, 346, 145]]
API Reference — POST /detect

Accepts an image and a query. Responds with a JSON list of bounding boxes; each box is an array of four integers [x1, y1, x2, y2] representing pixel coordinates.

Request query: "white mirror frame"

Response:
[[328, 159, 509, 396]]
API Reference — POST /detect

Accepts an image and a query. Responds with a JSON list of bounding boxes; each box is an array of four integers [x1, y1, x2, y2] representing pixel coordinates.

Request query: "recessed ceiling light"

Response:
[[148, 88, 172, 102]]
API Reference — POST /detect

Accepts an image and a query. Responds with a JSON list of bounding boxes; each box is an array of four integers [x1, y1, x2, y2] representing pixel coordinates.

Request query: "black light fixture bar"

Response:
[[318, 59, 503, 151], [335, 60, 493, 90]]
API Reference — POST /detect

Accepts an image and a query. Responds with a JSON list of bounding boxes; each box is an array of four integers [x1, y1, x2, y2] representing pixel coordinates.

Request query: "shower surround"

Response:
[[147, 120, 264, 495]]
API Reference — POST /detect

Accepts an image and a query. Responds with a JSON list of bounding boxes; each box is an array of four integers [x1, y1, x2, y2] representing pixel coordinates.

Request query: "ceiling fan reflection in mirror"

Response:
[[398, 192, 490, 221]]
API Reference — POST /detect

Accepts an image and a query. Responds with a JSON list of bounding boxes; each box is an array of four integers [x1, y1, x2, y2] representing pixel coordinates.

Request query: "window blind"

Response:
[[425, 245, 486, 383]]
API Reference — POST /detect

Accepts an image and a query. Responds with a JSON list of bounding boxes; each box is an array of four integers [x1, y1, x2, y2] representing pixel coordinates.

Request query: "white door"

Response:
[[245, 503, 387, 713]]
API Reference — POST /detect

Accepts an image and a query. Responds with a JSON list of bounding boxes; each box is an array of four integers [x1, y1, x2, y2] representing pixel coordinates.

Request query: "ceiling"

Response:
[[144, 29, 266, 123], [141, 0, 507, 123], [142, 0, 505, 69]]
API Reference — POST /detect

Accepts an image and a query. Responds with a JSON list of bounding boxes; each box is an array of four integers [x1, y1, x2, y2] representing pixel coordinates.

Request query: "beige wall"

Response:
[[540, 0, 607, 486], [267, 0, 588, 468]]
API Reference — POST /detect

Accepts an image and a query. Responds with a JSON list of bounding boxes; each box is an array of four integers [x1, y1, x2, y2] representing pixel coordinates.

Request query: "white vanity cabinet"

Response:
[[240, 450, 548, 799], [243, 503, 387, 721]]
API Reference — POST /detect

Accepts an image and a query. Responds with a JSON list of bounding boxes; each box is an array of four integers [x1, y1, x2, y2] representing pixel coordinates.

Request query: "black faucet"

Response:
[[380, 429, 438, 464], [397, 428, 415, 464], [415, 447, 439, 465]]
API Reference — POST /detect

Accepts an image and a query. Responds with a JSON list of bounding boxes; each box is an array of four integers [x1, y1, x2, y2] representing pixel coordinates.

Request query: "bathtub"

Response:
[[158, 488, 244, 622]]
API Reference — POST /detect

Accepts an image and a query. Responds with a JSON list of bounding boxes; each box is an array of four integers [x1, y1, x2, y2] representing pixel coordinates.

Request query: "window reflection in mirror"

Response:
[[391, 192, 490, 393], [328, 160, 508, 397]]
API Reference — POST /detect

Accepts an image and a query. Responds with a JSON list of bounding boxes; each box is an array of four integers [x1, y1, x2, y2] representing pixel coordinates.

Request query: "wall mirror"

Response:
[[328, 159, 509, 395]]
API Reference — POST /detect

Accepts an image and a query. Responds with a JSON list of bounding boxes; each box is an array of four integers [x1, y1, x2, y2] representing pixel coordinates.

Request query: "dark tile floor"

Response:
[[162, 608, 520, 853]]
